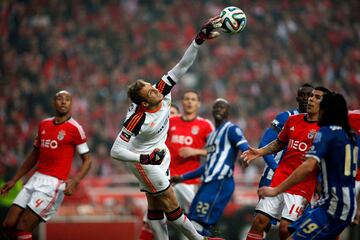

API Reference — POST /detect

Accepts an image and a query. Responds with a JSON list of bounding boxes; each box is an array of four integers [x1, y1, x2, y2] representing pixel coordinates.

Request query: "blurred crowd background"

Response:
[[1, 0, 359, 183]]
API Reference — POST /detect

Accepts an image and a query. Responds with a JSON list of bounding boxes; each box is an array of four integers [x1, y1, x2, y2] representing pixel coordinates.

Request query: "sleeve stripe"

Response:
[[236, 140, 248, 146], [167, 75, 175, 85], [157, 80, 166, 94], [127, 111, 144, 132], [69, 118, 86, 140]]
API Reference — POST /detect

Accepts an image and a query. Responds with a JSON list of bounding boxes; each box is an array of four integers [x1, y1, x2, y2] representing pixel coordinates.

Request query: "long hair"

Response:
[[318, 92, 355, 143]]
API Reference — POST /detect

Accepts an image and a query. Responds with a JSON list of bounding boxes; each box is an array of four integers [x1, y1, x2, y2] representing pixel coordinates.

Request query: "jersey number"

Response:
[[300, 218, 319, 234], [344, 145, 358, 177], [196, 201, 210, 215]]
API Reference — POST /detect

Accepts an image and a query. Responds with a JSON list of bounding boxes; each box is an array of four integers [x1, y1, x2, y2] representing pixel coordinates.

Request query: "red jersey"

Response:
[[271, 114, 319, 202], [166, 116, 213, 184], [34, 117, 88, 180], [349, 110, 360, 180]]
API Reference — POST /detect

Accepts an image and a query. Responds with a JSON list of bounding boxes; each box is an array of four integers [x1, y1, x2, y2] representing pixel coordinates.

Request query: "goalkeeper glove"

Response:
[[140, 148, 166, 165], [195, 16, 222, 45]]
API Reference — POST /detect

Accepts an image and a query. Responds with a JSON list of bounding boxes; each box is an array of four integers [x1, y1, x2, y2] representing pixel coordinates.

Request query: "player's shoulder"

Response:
[[40, 117, 55, 125], [275, 109, 299, 121], [288, 113, 306, 122], [67, 117, 87, 136], [196, 116, 213, 126]]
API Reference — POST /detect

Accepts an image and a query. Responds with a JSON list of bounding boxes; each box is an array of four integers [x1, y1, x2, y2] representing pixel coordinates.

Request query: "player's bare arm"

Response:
[[258, 157, 318, 198], [241, 139, 286, 164], [64, 152, 91, 196], [178, 147, 208, 158], [0, 148, 39, 196]]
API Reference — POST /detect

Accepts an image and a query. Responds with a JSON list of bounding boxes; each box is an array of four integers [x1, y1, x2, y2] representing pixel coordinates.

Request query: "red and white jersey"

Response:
[[349, 110, 360, 180], [166, 116, 213, 184], [271, 114, 319, 202], [34, 117, 89, 180]]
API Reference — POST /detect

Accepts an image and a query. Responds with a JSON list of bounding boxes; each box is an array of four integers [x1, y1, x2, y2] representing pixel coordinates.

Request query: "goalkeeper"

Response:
[[110, 16, 223, 240]]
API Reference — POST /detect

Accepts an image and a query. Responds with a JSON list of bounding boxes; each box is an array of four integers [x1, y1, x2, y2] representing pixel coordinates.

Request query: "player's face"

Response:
[[170, 106, 179, 116], [182, 92, 200, 115], [296, 86, 313, 113], [54, 92, 72, 116], [139, 82, 164, 107], [212, 100, 229, 121], [307, 90, 324, 115]]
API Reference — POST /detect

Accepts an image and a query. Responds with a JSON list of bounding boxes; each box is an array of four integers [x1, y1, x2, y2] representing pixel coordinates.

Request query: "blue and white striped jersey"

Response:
[[259, 109, 299, 186], [202, 121, 249, 183], [306, 125, 359, 222]]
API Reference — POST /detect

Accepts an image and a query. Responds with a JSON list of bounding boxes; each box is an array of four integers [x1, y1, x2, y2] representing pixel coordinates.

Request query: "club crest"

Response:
[[308, 129, 317, 139], [191, 126, 199, 135], [57, 130, 66, 140]]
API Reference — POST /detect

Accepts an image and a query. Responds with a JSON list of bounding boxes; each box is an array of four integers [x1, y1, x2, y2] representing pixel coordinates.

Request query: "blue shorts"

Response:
[[289, 206, 350, 240], [188, 178, 234, 225]]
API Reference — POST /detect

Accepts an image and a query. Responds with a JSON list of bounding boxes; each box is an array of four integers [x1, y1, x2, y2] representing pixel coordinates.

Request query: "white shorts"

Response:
[[125, 150, 171, 194], [173, 183, 199, 213], [13, 172, 66, 222], [256, 192, 308, 222]]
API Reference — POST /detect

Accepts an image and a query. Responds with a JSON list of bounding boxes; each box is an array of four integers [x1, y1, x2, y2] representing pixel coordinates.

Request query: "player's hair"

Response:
[[318, 93, 356, 144], [300, 83, 313, 89], [170, 103, 180, 113], [314, 86, 331, 96], [182, 90, 200, 101], [127, 80, 147, 105]]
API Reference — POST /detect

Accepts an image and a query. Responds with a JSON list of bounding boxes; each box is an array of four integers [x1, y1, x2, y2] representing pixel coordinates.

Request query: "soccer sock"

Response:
[[246, 230, 263, 240], [16, 231, 32, 240], [147, 209, 168, 240], [166, 207, 203, 240]]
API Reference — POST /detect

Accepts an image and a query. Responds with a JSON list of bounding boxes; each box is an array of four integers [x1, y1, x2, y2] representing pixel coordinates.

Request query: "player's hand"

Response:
[[140, 148, 166, 165], [63, 179, 79, 196], [178, 147, 197, 158], [258, 186, 279, 199], [195, 15, 222, 44], [0, 179, 16, 196], [170, 176, 183, 184], [240, 147, 262, 165]]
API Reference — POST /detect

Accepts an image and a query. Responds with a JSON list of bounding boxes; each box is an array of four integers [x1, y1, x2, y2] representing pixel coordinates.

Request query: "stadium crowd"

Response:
[[1, 0, 359, 179]]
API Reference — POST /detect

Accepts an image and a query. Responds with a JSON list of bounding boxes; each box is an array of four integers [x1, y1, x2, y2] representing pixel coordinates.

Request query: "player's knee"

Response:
[[252, 213, 270, 232], [279, 222, 290, 238], [3, 217, 16, 231]]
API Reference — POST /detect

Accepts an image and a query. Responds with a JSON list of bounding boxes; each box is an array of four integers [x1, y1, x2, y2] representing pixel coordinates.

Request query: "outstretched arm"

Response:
[[166, 16, 222, 84], [241, 139, 286, 164], [0, 148, 39, 196], [259, 127, 280, 171]]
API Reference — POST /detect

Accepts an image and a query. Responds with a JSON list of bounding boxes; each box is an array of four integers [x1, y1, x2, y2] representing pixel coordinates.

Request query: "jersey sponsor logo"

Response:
[[307, 129, 317, 139], [191, 126, 199, 135], [171, 135, 193, 145], [57, 130, 66, 140], [120, 130, 131, 142], [41, 139, 58, 149], [288, 139, 308, 152]]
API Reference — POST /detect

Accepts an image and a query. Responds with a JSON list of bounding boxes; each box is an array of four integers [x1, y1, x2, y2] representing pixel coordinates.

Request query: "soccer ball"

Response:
[[220, 6, 247, 34]]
